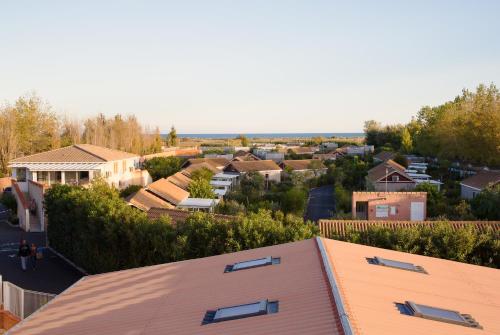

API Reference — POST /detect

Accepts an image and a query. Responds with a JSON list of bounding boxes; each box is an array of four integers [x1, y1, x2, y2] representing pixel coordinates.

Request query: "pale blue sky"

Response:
[[1, 1, 499, 133]]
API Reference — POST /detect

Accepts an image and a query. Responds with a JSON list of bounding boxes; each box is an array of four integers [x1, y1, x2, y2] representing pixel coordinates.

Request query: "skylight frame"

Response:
[[372, 256, 427, 274], [405, 301, 482, 328], [202, 300, 279, 325], [224, 256, 280, 273]]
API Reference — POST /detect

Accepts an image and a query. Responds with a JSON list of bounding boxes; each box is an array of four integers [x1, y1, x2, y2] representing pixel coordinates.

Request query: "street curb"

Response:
[[47, 247, 89, 276]]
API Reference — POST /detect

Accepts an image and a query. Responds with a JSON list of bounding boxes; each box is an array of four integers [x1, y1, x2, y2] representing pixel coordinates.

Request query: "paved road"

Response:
[[305, 185, 335, 222], [0, 221, 83, 294]]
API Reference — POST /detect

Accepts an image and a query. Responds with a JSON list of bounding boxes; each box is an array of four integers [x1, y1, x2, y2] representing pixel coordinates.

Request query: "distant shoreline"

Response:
[[169, 132, 364, 139]]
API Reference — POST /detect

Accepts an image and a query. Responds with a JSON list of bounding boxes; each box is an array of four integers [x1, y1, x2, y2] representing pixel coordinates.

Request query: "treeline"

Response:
[[365, 84, 500, 166], [331, 222, 499, 268], [0, 94, 164, 174], [45, 180, 318, 274]]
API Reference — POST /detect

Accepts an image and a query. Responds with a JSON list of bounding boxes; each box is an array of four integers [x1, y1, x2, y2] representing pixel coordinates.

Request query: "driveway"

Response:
[[305, 185, 335, 222], [0, 221, 83, 294]]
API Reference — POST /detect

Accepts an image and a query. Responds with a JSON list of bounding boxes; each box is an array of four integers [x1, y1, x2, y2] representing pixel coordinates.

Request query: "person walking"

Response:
[[18, 239, 30, 271], [30, 243, 37, 270]]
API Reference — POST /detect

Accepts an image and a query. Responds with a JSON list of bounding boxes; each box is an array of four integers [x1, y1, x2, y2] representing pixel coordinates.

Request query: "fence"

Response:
[[319, 219, 500, 238], [0, 277, 55, 320]]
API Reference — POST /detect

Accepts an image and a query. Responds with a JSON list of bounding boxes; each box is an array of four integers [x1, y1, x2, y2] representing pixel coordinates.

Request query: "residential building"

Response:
[[280, 160, 327, 178], [253, 149, 285, 162], [319, 142, 338, 151], [146, 178, 189, 206], [125, 188, 174, 212], [366, 159, 416, 192], [204, 153, 234, 160], [288, 146, 318, 155], [460, 170, 500, 199], [182, 158, 230, 171], [9, 238, 500, 335], [176, 198, 219, 212], [233, 150, 260, 161], [8, 144, 152, 232], [373, 151, 395, 163], [223, 160, 282, 183], [352, 191, 427, 221], [166, 172, 192, 190], [345, 144, 374, 156], [312, 151, 342, 161], [181, 162, 220, 177]]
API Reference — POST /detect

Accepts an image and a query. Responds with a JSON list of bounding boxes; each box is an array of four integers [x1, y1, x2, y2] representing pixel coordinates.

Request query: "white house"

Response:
[[8, 144, 152, 232], [460, 170, 500, 199]]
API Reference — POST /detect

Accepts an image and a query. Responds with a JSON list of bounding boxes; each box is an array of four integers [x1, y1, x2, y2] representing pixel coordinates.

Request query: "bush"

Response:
[[143, 157, 184, 181], [119, 185, 142, 198], [471, 185, 500, 220], [0, 193, 17, 213], [46, 181, 318, 274], [332, 221, 499, 268]]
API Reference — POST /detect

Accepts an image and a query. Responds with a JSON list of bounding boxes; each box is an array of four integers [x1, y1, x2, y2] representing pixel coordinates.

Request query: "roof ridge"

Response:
[[74, 144, 113, 162]]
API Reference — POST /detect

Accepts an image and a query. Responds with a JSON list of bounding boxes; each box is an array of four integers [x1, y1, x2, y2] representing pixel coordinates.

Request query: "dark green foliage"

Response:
[[46, 182, 318, 274], [334, 184, 351, 213], [188, 178, 215, 198], [471, 185, 500, 220], [392, 153, 408, 168], [119, 185, 142, 198], [0, 193, 17, 212], [331, 222, 500, 268], [215, 200, 246, 215], [364, 120, 404, 151], [143, 156, 184, 181], [189, 167, 214, 182], [415, 182, 448, 218]]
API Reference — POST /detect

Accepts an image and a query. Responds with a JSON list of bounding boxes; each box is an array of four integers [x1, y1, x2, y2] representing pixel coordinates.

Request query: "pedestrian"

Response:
[[30, 243, 37, 270], [18, 239, 30, 271]]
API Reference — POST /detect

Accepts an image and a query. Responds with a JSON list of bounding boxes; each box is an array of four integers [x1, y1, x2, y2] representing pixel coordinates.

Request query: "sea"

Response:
[[175, 133, 364, 139]]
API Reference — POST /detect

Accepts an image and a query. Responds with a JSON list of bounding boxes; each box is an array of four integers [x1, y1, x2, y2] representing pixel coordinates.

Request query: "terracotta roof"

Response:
[[460, 171, 500, 190], [280, 160, 326, 171], [322, 238, 500, 335], [184, 158, 230, 169], [10, 144, 137, 163], [10, 238, 500, 335], [224, 160, 282, 173], [290, 147, 317, 154], [125, 189, 174, 212], [166, 172, 192, 190], [8, 239, 342, 335], [231, 153, 261, 161], [373, 151, 395, 162], [147, 178, 189, 205], [147, 208, 235, 224], [367, 159, 411, 182], [181, 162, 220, 177], [0, 177, 12, 191], [319, 219, 500, 237]]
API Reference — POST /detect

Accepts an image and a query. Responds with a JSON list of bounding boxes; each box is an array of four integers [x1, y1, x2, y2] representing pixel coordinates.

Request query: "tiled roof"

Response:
[[125, 189, 174, 212], [367, 159, 411, 182], [166, 172, 192, 190], [319, 219, 500, 237], [224, 160, 282, 173], [9, 238, 500, 335], [460, 171, 500, 190], [290, 147, 317, 154], [8, 239, 343, 335], [373, 151, 395, 161], [147, 208, 235, 224], [322, 238, 500, 335], [181, 162, 220, 177], [184, 158, 230, 169], [280, 160, 326, 171], [10, 144, 137, 163], [147, 179, 189, 205]]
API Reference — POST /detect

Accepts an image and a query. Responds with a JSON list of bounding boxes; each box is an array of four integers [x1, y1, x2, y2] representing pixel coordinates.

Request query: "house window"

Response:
[[391, 175, 400, 182], [202, 300, 279, 325], [122, 160, 127, 173], [375, 205, 389, 218], [398, 301, 482, 328], [390, 206, 397, 215], [225, 256, 280, 273], [16, 168, 27, 182], [113, 162, 118, 174], [368, 256, 426, 274]]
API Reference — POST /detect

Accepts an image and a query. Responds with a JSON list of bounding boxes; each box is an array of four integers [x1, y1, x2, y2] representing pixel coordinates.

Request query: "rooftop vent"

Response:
[[368, 256, 427, 274], [398, 301, 482, 329], [202, 300, 279, 325], [224, 256, 280, 273]]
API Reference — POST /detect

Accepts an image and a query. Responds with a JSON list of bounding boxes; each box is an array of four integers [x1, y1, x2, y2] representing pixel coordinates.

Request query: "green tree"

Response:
[[280, 187, 307, 215], [401, 127, 413, 153], [166, 126, 178, 147], [188, 178, 215, 198], [471, 184, 500, 220], [189, 167, 214, 182], [143, 156, 184, 181], [237, 134, 249, 147], [415, 182, 447, 218]]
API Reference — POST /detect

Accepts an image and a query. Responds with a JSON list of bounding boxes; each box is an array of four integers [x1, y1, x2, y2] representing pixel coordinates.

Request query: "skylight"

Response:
[[225, 256, 280, 273], [403, 301, 482, 328], [202, 300, 279, 325], [369, 256, 427, 274]]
